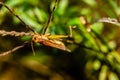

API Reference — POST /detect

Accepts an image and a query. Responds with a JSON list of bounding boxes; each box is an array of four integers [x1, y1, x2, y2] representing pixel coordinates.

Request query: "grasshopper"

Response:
[[0, 0, 72, 56]]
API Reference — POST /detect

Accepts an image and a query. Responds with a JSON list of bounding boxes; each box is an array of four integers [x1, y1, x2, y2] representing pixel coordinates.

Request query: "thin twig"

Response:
[[0, 30, 34, 37]]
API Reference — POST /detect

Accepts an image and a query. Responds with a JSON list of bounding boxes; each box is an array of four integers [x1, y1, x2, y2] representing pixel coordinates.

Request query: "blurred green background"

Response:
[[0, 0, 120, 80]]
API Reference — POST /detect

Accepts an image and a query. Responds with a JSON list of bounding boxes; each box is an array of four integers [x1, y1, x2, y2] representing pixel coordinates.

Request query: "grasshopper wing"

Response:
[[42, 39, 71, 52]]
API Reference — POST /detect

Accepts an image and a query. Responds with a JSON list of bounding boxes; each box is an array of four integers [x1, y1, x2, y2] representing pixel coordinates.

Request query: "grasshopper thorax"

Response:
[[32, 34, 48, 43]]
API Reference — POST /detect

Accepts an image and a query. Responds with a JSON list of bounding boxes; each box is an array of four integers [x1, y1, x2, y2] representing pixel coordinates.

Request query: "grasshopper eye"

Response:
[[32, 35, 39, 43], [33, 37, 37, 40]]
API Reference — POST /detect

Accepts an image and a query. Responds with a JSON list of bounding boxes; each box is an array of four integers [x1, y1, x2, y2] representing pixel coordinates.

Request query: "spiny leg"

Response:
[[31, 41, 35, 56], [0, 42, 28, 56], [0, 2, 35, 32], [42, 0, 59, 34], [48, 26, 75, 39]]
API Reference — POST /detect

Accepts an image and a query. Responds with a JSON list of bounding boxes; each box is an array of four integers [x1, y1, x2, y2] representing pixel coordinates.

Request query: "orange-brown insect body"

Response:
[[32, 34, 70, 52]]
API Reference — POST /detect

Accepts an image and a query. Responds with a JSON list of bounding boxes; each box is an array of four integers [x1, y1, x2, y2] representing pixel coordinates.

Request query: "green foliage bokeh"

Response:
[[0, 0, 120, 80]]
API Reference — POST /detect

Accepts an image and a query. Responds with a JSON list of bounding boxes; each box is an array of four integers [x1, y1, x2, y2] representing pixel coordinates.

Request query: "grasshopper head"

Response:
[[32, 34, 42, 43], [32, 34, 48, 43]]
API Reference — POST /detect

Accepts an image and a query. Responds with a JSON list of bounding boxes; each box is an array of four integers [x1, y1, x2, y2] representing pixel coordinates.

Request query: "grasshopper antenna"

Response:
[[42, 0, 59, 34], [0, 2, 35, 32]]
